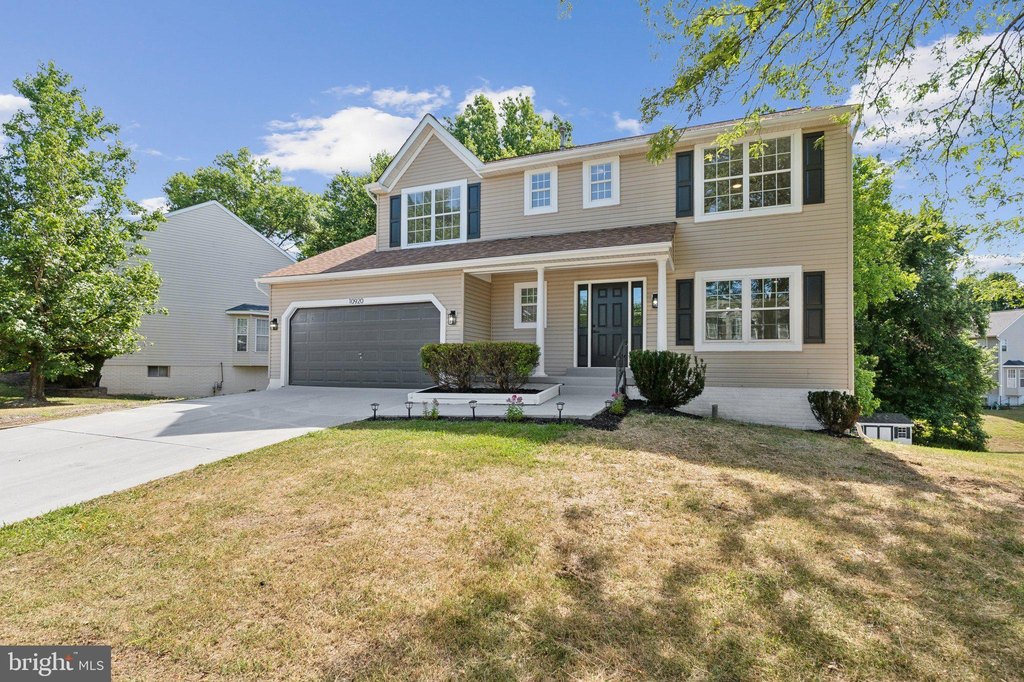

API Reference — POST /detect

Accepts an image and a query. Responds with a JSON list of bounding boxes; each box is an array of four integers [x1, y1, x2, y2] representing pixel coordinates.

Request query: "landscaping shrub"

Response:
[[807, 390, 860, 435], [474, 342, 540, 392], [629, 350, 706, 409], [421, 343, 477, 391], [505, 394, 525, 422]]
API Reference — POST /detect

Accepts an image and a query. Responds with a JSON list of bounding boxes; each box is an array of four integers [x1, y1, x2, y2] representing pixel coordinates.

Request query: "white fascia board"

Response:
[[165, 200, 297, 263], [257, 240, 674, 285], [376, 115, 483, 191]]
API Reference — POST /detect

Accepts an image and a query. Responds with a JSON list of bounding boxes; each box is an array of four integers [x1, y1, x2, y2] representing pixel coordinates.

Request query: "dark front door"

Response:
[[591, 282, 628, 367]]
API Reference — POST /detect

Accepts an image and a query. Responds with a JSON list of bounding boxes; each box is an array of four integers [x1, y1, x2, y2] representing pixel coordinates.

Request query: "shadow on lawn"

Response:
[[328, 416, 1024, 680]]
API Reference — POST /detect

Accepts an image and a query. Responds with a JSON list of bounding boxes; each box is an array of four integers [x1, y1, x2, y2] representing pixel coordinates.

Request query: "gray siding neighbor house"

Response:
[[101, 201, 295, 397], [977, 308, 1024, 407]]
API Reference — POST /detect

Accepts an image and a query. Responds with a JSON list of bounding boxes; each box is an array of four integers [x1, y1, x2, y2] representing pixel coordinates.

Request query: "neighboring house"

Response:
[[857, 413, 913, 444], [102, 201, 295, 397], [976, 308, 1024, 407], [258, 106, 855, 428]]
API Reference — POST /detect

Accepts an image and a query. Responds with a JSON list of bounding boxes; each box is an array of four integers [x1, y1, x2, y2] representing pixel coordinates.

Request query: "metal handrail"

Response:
[[613, 342, 629, 395]]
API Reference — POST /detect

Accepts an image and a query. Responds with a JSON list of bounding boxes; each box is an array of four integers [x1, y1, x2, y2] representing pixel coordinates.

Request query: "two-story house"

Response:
[[101, 201, 295, 397], [977, 308, 1024, 407], [258, 106, 855, 428]]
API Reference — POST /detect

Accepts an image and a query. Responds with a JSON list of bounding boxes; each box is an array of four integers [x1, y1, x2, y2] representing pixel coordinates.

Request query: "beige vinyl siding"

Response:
[[376, 133, 481, 250], [463, 274, 492, 342], [267, 270, 464, 381], [101, 202, 294, 396]]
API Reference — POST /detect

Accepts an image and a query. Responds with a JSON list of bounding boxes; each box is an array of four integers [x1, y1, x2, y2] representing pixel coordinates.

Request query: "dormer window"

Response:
[[401, 180, 468, 247], [582, 157, 620, 208], [524, 167, 558, 215]]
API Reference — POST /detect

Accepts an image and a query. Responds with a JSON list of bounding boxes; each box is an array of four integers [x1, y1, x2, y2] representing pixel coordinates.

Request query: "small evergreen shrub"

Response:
[[474, 342, 540, 392], [629, 350, 706, 409], [421, 343, 477, 391], [807, 390, 860, 435]]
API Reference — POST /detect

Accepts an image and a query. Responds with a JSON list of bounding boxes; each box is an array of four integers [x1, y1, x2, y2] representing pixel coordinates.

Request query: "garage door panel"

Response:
[[289, 302, 439, 388]]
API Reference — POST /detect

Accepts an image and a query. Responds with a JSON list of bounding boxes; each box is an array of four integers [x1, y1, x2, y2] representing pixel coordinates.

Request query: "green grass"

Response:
[[983, 408, 1024, 453], [0, 383, 170, 428], [1, 416, 1023, 680]]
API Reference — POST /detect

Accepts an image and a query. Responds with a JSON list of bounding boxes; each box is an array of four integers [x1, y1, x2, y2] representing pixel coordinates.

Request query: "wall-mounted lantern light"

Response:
[[651, 293, 659, 309], [270, 318, 279, 331], [447, 310, 458, 326]]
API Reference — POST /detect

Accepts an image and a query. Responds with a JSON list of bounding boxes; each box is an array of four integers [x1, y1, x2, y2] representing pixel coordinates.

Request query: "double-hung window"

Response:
[[255, 317, 269, 352], [514, 282, 547, 329], [524, 167, 558, 215], [694, 266, 803, 351], [236, 318, 248, 352], [695, 131, 802, 221], [582, 157, 620, 208], [1009, 368, 1020, 388], [401, 180, 468, 247]]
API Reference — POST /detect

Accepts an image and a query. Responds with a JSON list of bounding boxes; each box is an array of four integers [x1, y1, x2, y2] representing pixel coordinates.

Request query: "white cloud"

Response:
[[371, 86, 450, 116], [457, 84, 536, 113], [962, 251, 1024, 276], [0, 93, 29, 148], [325, 84, 370, 97], [613, 112, 643, 135], [849, 32, 999, 149], [261, 106, 417, 174], [138, 196, 169, 213]]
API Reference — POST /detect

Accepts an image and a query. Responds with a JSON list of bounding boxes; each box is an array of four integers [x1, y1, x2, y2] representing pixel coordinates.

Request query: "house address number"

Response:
[[348, 297, 364, 305]]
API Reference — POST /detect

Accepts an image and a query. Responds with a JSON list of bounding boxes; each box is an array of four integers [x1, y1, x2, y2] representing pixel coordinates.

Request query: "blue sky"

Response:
[[0, 1, 1019, 272]]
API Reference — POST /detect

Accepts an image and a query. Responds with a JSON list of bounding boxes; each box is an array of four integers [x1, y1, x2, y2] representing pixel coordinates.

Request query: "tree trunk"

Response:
[[27, 360, 47, 403]]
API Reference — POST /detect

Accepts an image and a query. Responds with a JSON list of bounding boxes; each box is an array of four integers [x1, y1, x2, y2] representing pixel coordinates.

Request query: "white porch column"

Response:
[[657, 255, 668, 351], [535, 266, 546, 376]]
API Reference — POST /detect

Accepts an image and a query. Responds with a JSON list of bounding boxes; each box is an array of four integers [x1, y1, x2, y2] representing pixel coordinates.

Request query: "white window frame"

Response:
[[1009, 367, 1019, 388], [582, 156, 620, 209], [236, 317, 248, 352], [694, 265, 803, 352], [514, 281, 548, 330], [524, 166, 558, 215], [400, 179, 469, 249], [254, 317, 269, 353], [694, 129, 803, 223]]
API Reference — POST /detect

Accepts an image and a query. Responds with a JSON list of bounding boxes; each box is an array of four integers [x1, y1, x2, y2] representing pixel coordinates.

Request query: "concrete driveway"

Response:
[[0, 387, 410, 525]]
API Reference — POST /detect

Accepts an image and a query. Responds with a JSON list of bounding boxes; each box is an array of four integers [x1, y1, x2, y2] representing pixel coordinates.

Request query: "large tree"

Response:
[[961, 271, 1024, 311], [0, 63, 162, 402], [631, 0, 1024, 242], [446, 94, 573, 161], [300, 152, 391, 258], [857, 204, 994, 450], [164, 148, 322, 249]]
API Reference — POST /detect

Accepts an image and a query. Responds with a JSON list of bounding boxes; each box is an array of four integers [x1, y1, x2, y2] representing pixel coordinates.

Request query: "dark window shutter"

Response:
[[675, 278, 694, 345], [389, 195, 401, 247], [467, 182, 481, 239], [803, 132, 825, 205], [803, 271, 825, 343], [675, 151, 694, 217]]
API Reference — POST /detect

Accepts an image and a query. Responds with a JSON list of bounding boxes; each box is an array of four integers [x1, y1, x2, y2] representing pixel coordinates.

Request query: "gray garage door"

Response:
[[289, 303, 440, 388]]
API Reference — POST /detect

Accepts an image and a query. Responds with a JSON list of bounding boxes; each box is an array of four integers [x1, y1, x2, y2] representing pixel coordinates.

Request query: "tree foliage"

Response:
[[961, 271, 1024, 311], [857, 205, 994, 450], [164, 148, 322, 248], [0, 63, 162, 401], [300, 152, 391, 258], [446, 94, 572, 161], [634, 0, 1024, 240]]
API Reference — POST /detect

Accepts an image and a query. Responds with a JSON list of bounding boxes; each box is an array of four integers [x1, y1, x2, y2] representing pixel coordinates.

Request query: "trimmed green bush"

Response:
[[629, 350, 706, 409], [475, 341, 540, 392], [807, 390, 860, 435], [421, 343, 477, 391]]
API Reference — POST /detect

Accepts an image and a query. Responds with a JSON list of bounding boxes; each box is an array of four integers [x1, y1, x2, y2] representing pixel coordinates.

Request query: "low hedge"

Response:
[[420, 341, 540, 392], [629, 350, 706, 409], [807, 390, 860, 435]]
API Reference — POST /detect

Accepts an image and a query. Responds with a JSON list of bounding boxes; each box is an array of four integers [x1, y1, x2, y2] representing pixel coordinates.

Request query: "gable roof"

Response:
[[984, 309, 1024, 337], [372, 115, 483, 193], [163, 200, 296, 263], [857, 413, 914, 426], [261, 222, 677, 280]]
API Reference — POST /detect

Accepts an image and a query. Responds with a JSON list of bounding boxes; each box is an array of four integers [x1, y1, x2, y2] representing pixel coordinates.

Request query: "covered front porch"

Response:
[[460, 241, 674, 378]]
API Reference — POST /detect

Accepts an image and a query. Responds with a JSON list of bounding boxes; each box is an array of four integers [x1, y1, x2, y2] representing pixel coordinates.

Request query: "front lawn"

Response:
[[984, 408, 1024, 453], [1, 416, 1022, 679], [0, 384, 169, 429]]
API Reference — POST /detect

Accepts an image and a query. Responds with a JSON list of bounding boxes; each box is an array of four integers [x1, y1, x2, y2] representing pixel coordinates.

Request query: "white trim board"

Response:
[[693, 265, 803, 352], [272, 294, 446, 389]]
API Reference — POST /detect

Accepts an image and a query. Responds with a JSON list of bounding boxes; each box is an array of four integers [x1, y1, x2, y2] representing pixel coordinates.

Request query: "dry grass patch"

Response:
[[0, 384, 170, 428], [1, 416, 1023, 680]]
